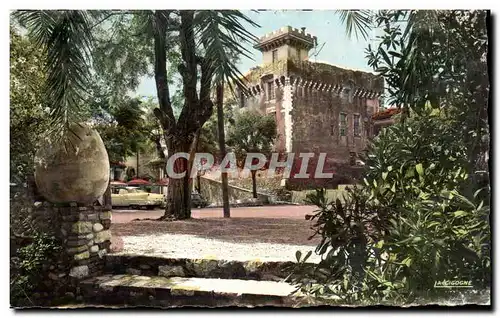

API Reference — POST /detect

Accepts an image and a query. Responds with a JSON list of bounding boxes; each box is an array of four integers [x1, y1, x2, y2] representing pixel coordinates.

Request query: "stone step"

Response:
[[80, 274, 308, 308], [105, 254, 316, 282]]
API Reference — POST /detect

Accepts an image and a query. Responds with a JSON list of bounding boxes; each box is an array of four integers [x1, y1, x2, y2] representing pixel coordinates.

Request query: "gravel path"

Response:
[[111, 206, 322, 263], [118, 233, 322, 263], [111, 217, 321, 246], [112, 205, 316, 223]]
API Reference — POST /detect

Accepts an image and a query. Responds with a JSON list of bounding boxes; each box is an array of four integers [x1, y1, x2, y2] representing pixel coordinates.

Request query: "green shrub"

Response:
[[10, 233, 61, 307], [287, 107, 491, 306]]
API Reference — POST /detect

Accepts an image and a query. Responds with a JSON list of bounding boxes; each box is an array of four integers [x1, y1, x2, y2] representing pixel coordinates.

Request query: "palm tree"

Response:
[[14, 10, 258, 219], [151, 11, 258, 220]]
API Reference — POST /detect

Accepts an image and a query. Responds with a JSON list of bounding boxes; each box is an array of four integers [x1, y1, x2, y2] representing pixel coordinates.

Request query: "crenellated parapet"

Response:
[[240, 58, 383, 100], [287, 60, 384, 95], [241, 75, 382, 100], [254, 26, 317, 52], [288, 76, 383, 99]]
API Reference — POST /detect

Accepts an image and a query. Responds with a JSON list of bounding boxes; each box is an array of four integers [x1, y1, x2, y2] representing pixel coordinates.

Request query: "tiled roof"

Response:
[[372, 107, 401, 120]]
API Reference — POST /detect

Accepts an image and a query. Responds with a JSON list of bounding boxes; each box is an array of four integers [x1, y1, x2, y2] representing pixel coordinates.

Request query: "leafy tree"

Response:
[[94, 97, 152, 163], [227, 110, 277, 198], [342, 10, 489, 181], [10, 27, 49, 186], [10, 26, 51, 239], [361, 106, 490, 295], [14, 10, 259, 220]]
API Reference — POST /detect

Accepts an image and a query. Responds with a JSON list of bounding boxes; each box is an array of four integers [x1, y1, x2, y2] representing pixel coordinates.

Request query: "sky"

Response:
[[136, 10, 378, 98]]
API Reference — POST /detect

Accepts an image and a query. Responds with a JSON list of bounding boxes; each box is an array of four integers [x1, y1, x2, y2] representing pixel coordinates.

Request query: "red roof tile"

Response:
[[372, 107, 401, 120]]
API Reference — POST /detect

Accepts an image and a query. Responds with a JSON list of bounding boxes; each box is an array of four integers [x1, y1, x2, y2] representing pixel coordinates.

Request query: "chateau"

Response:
[[236, 26, 384, 189]]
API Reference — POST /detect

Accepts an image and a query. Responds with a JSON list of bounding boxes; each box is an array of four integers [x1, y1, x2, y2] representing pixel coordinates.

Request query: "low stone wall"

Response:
[[105, 254, 306, 281], [285, 164, 365, 191], [289, 185, 362, 204], [290, 189, 348, 205], [199, 177, 272, 206]]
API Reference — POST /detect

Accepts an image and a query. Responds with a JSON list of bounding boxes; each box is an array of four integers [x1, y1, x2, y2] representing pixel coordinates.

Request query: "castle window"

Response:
[[272, 49, 278, 63], [353, 114, 361, 137], [267, 81, 275, 101], [340, 112, 347, 136]]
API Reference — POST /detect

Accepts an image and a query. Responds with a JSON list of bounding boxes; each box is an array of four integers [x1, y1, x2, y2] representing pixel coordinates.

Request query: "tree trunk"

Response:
[[161, 140, 192, 220], [136, 151, 140, 178], [164, 176, 191, 220], [251, 170, 257, 199], [153, 10, 214, 220], [216, 82, 230, 218], [196, 174, 201, 193]]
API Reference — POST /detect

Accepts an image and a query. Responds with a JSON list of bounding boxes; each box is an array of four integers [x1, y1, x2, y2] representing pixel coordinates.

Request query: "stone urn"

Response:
[[34, 123, 110, 204]]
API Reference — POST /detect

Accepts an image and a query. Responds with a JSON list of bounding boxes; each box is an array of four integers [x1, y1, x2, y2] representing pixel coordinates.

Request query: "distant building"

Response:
[[109, 161, 127, 181], [235, 26, 384, 189], [124, 151, 164, 181]]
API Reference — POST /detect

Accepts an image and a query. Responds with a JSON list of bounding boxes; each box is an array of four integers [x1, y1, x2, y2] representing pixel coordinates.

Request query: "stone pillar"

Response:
[[62, 203, 111, 280], [37, 201, 112, 302]]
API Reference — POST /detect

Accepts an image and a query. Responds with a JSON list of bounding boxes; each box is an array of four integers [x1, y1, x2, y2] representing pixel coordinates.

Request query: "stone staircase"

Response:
[[79, 253, 318, 308]]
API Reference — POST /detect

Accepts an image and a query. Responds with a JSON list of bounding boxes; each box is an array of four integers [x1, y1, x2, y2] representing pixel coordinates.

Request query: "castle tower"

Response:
[[240, 26, 384, 190], [253, 26, 317, 64]]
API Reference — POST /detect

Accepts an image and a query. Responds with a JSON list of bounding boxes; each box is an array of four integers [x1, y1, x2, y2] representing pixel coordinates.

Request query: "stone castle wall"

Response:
[[236, 59, 383, 189]]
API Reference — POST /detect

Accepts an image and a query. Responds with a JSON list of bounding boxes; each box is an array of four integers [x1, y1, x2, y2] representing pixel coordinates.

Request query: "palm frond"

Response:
[[13, 10, 57, 46], [194, 10, 260, 93], [14, 10, 95, 139], [337, 10, 373, 41]]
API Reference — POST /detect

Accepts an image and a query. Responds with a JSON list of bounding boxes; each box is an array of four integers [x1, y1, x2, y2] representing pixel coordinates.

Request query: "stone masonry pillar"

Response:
[[62, 203, 111, 280], [38, 200, 112, 302]]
